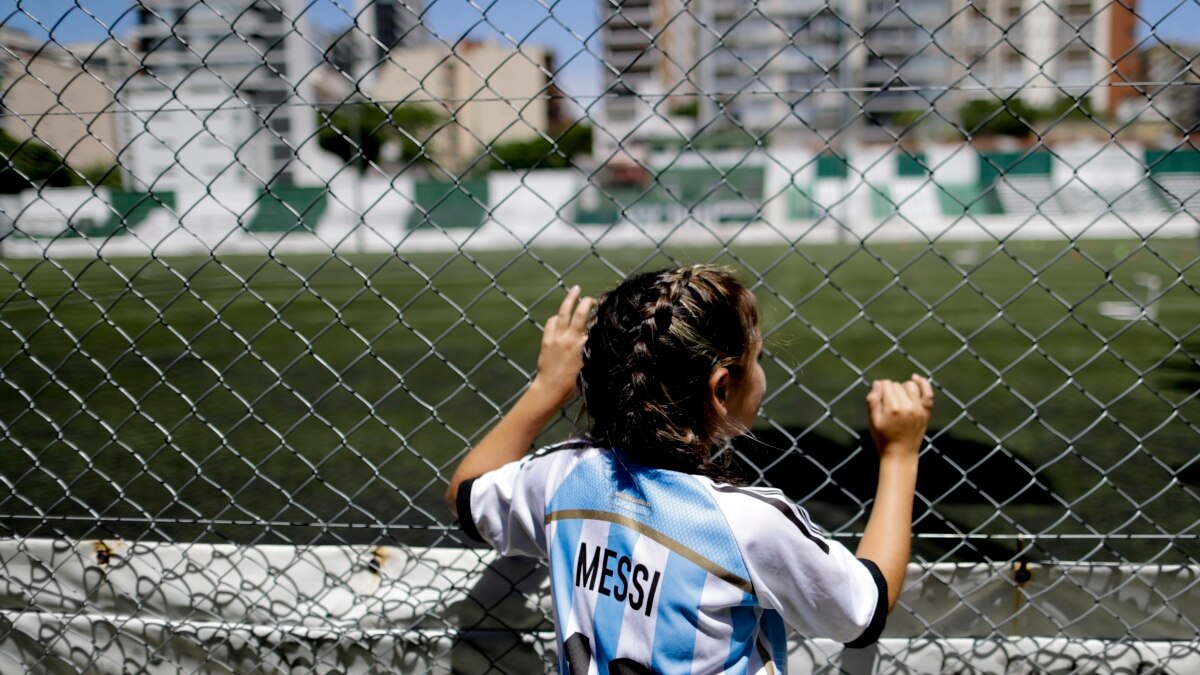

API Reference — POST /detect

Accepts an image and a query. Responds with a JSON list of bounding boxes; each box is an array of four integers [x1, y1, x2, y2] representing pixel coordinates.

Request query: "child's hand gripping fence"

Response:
[[0, 0, 1198, 671]]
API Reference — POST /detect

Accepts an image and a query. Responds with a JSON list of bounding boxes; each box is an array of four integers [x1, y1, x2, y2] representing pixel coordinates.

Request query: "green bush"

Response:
[[1041, 96, 1096, 122], [74, 163, 124, 189], [669, 100, 700, 119], [0, 129, 72, 193], [486, 123, 592, 171], [958, 98, 1041, 137], [316, 102, 443, 172], [957, 96, 1097, 137]]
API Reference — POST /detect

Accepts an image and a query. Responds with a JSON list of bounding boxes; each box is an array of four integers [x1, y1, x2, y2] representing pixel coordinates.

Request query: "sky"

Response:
[[2, 0, 1197, 104], [1, 0, 610, 101]]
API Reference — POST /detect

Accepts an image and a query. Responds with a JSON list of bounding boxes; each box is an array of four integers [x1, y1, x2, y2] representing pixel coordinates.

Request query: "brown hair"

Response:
[[579, 264, 759, 479]]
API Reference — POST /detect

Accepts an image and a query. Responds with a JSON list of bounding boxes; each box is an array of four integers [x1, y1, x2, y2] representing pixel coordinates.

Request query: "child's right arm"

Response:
[[856, 375, 933, 612], [444, 286, 595, 508]]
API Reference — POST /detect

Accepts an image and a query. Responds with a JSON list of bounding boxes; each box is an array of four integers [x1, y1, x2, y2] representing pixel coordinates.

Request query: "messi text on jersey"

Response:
[[574, 541, 662, 616]]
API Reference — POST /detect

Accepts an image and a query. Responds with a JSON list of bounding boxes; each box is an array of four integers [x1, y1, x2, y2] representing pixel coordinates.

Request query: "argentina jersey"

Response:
[[457, 439, 888, 675]]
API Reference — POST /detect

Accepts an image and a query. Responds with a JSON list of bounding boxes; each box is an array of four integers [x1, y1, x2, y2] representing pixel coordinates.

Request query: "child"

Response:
[[447, 265, 932, 674]]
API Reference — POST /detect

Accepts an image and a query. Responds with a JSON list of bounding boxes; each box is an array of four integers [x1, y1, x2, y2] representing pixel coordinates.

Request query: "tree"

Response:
[[669, 100, 700, 119], [487, 123, 593, 171], [957, 96, 1098, 138], [958, 98, 1041, 137], [316, 102, 443, 173], [75, 163, 124, 189], [0, 129, 72, 193], [1041, 96, 1096, 123], [389, 104, 444, 164]]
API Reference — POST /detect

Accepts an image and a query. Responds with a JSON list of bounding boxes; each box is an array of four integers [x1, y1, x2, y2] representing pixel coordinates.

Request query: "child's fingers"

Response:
[[889, 380, 912, 413], [866, 380, 883, 415], [914, 375, 934, 410], [876, 379, 895, 414], [543, 315, 558, 340], [557, 285, 581, 327], [570, 295, 595, 332], [902, 379, 921, 403]]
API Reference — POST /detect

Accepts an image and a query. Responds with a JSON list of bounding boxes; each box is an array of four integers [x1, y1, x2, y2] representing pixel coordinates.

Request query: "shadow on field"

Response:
[[732, 428, 1057, 562], [1178, 461, 1200, 488], [1155, 336, 1200, 395]]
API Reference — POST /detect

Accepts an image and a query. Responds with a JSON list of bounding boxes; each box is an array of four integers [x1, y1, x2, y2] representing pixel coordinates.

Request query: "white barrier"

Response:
[[2, 539, 1197, 673], [4, 144, 1197, 260]]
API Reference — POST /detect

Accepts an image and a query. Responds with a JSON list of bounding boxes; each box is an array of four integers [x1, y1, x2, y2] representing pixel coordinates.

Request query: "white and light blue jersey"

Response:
[[457, 439, 888, 674]]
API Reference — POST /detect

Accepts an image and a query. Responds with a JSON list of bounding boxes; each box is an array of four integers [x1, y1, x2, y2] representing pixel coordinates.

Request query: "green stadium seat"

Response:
[[1146, 149, 1200, 214], [245, 186, 328, 233], [870, 184, 896, 218], [816, 153, 850, 179], [972, 151, 1057, 217], [785, 184, 817, 220], [572, 186, 659, 226], [573, 166, 766, 225], [72, 191, 176, 238], [896, 151, 930, 177], [936, 183, 1004, 216], [406, 178, 489, 230], [977, 151, 1052, 185]]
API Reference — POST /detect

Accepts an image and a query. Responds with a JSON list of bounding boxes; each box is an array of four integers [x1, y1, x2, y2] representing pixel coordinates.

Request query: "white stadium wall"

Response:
[[2, 144, 1197, 260]]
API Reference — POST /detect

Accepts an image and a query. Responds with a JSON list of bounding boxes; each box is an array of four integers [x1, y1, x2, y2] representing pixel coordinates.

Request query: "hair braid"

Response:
[[580, 265, 759, 480], [626, 273, 678, 443]]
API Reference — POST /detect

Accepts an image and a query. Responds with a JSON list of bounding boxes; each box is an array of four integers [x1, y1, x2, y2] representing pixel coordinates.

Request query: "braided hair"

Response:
[[579, 265, 759, 479]]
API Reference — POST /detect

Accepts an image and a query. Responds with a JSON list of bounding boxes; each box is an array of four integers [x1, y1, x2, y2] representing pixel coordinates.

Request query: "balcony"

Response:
[[609, 5, 652, 26], [606, 49, 652, 70], [605, 26, 652, 49]]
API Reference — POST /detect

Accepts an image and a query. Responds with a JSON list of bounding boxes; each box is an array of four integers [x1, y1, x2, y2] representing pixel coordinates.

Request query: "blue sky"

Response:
[[2, 0, 1196, 103]]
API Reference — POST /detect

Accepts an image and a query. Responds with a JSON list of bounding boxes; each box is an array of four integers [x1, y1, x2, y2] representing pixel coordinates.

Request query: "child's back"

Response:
[[448, 266, 932, 674], [461, 439, 885, 673]]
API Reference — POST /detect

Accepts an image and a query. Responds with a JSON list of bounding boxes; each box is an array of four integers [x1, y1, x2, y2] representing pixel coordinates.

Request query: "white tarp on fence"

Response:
[[2, 539, 1197, 673]]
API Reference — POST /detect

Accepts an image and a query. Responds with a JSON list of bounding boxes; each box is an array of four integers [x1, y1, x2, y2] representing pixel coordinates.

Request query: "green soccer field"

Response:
[[2, 239, 1197, 562]]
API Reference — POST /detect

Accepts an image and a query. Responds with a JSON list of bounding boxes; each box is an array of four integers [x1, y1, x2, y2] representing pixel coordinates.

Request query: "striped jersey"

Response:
[[456, 439, 888, 674]]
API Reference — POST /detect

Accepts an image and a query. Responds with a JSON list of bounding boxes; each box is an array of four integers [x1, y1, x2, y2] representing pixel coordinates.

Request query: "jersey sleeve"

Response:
[[455, 445, 579, 558], [714, 485, 889, 648]]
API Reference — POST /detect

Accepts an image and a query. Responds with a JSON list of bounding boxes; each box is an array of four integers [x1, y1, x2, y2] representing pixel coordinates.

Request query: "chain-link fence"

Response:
[[1, 0, 1198, 671]]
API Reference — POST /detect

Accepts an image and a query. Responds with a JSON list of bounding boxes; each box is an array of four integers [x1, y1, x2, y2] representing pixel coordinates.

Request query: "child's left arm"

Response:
[[445, 285, 595, 507]]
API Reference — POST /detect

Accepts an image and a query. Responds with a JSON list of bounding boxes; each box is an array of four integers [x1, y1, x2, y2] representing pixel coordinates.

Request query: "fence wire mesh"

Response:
[[0, 0, 1198, 671]]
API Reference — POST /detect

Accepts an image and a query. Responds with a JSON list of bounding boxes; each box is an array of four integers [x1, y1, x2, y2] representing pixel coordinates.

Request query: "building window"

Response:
[[257, 5, 284, 24]]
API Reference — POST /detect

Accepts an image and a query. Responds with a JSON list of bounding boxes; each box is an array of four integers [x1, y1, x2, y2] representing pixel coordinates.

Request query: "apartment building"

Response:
[[1139, 41, 1200, 131], [599, 0, 1141, 145], [117, 0, 319, 195], [0, 27, 122, 173], [701, 0, 854, 137], [373, 40, 554, 171], [359, 0, 426, 64], [595, 0, 698, 156], [952, 0, 1140, 116]]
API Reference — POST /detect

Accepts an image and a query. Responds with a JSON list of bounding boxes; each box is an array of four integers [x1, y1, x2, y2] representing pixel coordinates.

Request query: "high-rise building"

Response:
[[0, 27, 123, 174], [596, 0, 698, 156], [855, 0, 959, 131], [117, 0, 318, 195], [701, 0, 854, 139], [1138, 41, 1200, 131], [360, 0, 425, 63], [952, 0, 1141, 118], [373, 40, 554, 171], [598, 0, 1142, 146]]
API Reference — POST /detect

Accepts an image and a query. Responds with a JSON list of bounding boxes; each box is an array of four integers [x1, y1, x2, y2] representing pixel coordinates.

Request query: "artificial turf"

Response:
[[1, 238, 1197, 562]]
